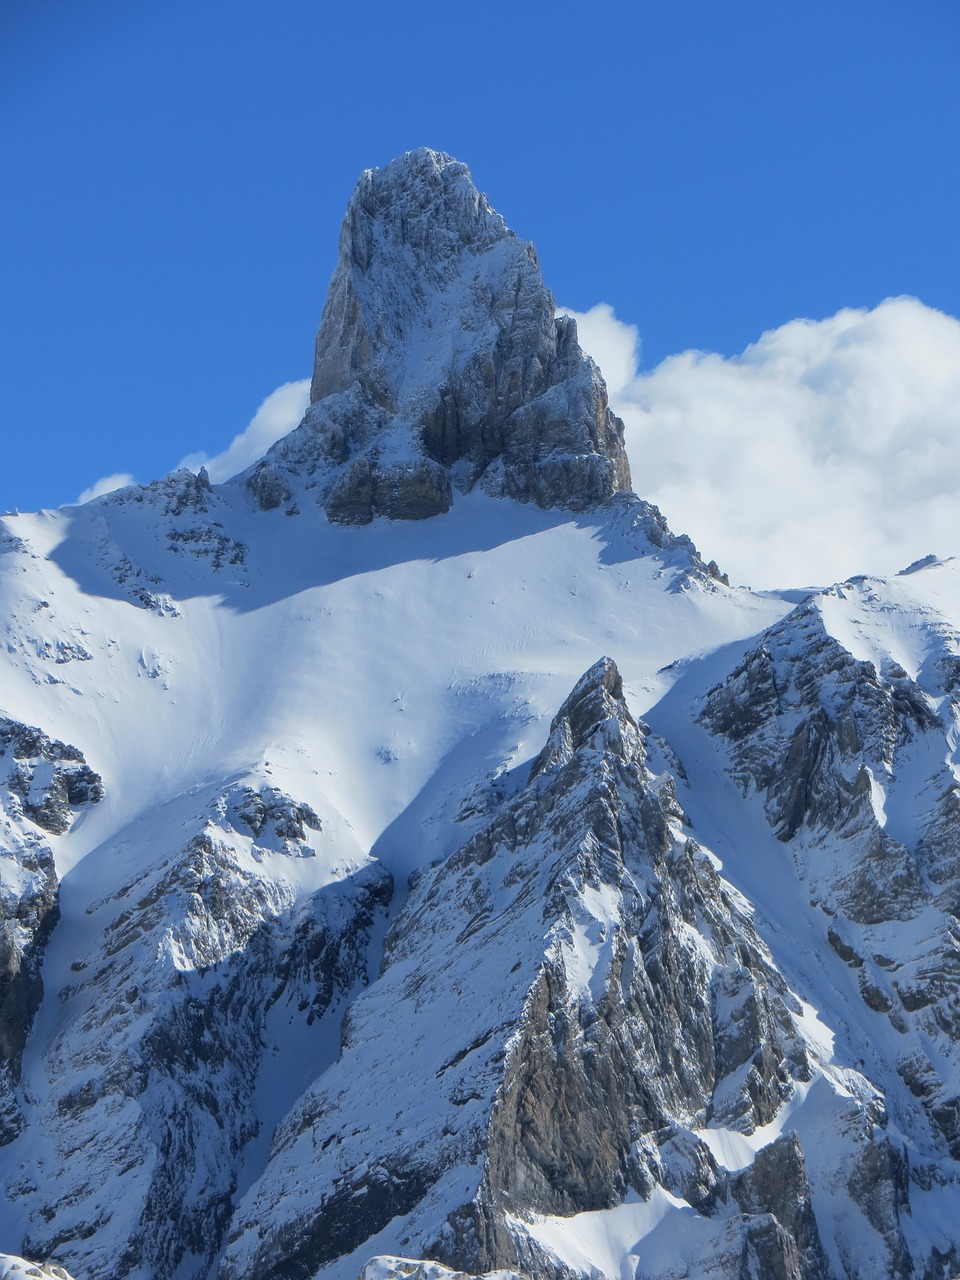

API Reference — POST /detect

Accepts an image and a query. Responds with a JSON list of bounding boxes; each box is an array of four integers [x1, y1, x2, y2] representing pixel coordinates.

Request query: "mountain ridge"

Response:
[[0, 150, 958, 1280]]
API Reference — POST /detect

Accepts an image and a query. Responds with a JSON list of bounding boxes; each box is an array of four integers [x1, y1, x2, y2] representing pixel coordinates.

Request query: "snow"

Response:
[[514, 1187, 690, 1280], [4, 475, 960, 1280], [0, 480, 797, 1272], [0, 1256, 74, 1280], [3, 483, 959, 1276], [695, 1075, 832, 1171], [0, 491, 786, 892]]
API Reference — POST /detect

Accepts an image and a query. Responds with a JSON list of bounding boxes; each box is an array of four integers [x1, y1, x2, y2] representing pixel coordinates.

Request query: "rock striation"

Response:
[[255, 149, 632, 522]]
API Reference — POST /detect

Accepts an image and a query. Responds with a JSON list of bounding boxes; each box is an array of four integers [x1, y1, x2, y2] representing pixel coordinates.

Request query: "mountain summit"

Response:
[[258, 149, 631, 522]]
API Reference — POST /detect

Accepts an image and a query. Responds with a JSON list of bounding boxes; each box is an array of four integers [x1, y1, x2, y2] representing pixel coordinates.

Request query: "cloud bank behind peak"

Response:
[[563, 296, 960, 590]]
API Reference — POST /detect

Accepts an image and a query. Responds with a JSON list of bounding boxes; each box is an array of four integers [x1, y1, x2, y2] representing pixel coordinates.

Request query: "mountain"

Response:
[[0, 149, 958, 1280]]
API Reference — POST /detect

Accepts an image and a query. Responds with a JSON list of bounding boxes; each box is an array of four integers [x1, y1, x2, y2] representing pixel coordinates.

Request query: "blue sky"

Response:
[[3, 0, 960, 578]]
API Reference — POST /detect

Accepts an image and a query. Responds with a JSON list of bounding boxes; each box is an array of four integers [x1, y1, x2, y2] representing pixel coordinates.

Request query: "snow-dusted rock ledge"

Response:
[[0, 1254, 75, 1280]]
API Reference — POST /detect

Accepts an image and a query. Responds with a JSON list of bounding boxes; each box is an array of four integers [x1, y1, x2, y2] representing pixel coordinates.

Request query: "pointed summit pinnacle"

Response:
[[262, 149, 632, 523], [311, 150, 511, 405]]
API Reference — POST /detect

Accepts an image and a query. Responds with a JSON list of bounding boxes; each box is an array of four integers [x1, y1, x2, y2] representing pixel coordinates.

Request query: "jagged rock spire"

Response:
[[268, 149, 632, 523], [311, 150, 512, 406]]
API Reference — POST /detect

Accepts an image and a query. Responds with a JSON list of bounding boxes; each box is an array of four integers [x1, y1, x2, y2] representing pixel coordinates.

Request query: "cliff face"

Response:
[[700, 575, 960, 1173], [262, 149, 632, 522], [13, 781, 390, 1280]]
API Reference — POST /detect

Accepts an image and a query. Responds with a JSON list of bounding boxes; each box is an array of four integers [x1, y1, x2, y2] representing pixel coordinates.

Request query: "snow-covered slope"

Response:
[[0, 151, 958, 1280]]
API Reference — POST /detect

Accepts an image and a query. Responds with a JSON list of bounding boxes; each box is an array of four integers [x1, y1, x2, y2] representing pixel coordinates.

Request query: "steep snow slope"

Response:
[[1, 150, 958, 1280]]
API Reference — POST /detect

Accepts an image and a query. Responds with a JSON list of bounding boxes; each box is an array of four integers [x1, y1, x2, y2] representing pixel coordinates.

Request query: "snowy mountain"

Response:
[[0, 149, 958, 1280]]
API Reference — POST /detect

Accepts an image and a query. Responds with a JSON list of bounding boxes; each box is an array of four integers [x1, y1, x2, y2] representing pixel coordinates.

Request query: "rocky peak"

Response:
[[265, 149, 632, 522], [311, 149, 510, 405], [0, 718, 104, 836], [529, 655, 643, 780]]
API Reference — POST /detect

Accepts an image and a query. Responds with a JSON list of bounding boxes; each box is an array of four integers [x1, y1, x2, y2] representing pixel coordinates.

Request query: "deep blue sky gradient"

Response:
[[2, 0, 958, 511]]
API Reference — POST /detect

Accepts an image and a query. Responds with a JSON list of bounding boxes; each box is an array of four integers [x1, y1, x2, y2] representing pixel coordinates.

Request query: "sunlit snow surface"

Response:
[[0, 488, 783, 881], [3, 479, 960, 1278], [0, 1254, 74, 1280]]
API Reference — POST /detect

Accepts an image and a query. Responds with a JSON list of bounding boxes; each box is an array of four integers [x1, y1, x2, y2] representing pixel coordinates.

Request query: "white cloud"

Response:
[[562, 303, 641, 399], [561, 298, 960, 589], [76, 472, 136, 504], [180, 379, 311, 483]]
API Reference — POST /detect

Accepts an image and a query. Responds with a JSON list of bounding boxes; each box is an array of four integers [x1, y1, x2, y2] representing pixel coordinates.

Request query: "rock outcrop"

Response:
[[700, 574, 960, 1186], [0, 719, 103, 1144], [11, 782, 391, 1280], [0, 1253, 76, 1280], [359, 1257, 526, 1280], [258, 149, 632, 522], [0, 718, 103, 838], [218, 659, 899, 1280]]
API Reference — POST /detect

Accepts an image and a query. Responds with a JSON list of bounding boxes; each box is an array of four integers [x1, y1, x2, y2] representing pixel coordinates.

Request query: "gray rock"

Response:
[[16, 784, 392, 1280], [845, 1137, 912, 1280], [732, 1134, 831, 1280], [325, 457, 453, 525], [0, 720, 102, 1144], [1, 719, 104, 836], [324, 455, 377, 524], [220, 659, 825, 1280], [698, 598, 931, 922], [245, 461, 292, 511], [699, 579, 960, 1175], [262, 150, 632, 522]]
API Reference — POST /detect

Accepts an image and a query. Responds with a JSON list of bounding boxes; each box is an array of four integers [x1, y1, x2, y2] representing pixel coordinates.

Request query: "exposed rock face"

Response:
[[261, 149, 631, 522], [698, 585, 943, 943], [11, 782, 392, 1280], [245, 460, 292, 512], [731, 1135, 830, 1280], [700, 577, 960, 1175], [0, 719, 103, 837], [0, 719, 102, 1144], [218, 659, 901, 1280]]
